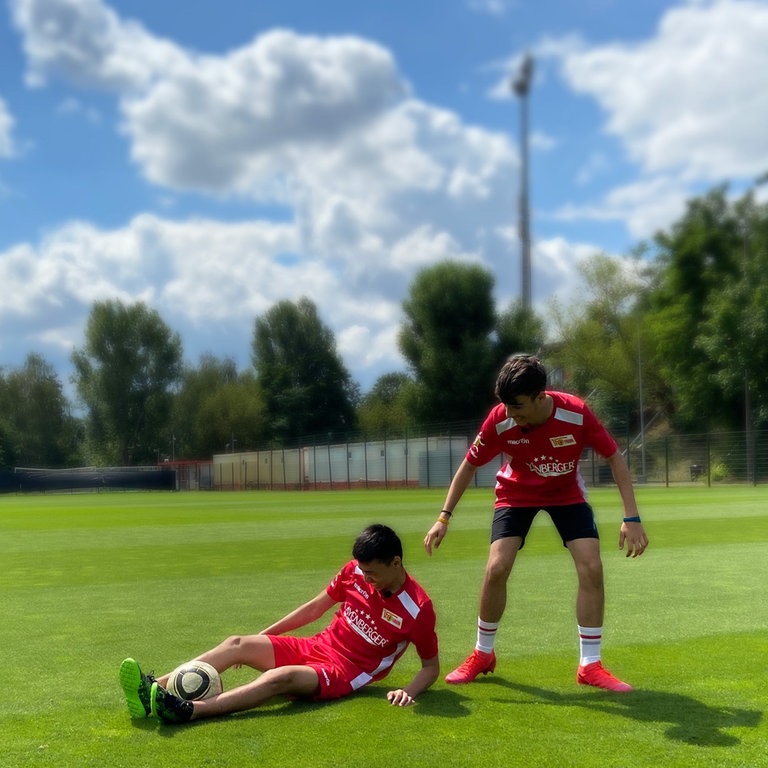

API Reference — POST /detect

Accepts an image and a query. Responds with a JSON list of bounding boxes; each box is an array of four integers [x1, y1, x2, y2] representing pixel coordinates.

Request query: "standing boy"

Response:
[[424, 354, 647, 690]]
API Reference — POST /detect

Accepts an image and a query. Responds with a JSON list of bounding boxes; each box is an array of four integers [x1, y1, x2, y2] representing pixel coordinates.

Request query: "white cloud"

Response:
[[551, 176, 690, 239], [10, 0, 186, 90], [491, 0, 768, 241], [555, 0, 768, 181], [0, 214, 296, 335], [389, 226, 464, 270], [535, 236, 624, 314], [0, 98, 18, 157], [122, 30, 406, 195], [337, 320, 402, 370], [12, 0, 407, 194], [11, 0, 519, 285], [8, 0, 768, 400], [537, 236, 598, 284], [0, 212, 426, 387], [5, 0, 597, 389]]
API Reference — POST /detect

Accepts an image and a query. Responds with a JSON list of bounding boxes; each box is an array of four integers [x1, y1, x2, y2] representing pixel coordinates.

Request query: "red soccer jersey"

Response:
[[466, 391, 618, 507], [320, 560, 438, 686]]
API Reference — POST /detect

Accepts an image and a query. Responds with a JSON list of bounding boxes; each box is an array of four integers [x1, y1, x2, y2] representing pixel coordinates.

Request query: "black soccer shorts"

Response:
[[491, 502, 599, 548]]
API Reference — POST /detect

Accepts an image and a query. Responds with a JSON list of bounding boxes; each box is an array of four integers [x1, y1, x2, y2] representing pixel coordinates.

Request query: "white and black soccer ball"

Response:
[[166, 660, 223, 701]]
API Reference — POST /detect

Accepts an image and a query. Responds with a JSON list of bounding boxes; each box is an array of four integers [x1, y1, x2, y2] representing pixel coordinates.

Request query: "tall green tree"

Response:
[[0, 354, 81, 468], [72, 300, 183, 465], [494, 299, 546, 366], [252, 298, 357, 443], [644, 185, 744, 428], [172, 354, 267, 458], [696, 191, 768, 427], [549, 252, 655, 433], [357, 372, 415, 437], [398, 262, 498, 425]]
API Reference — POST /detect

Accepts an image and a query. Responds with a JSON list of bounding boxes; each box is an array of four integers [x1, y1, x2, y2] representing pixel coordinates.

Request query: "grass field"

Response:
[[1, 485, 766, 767]]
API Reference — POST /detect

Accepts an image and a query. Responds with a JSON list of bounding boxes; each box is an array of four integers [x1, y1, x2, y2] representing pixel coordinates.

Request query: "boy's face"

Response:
[[357, 557, 402, 593], [504, 391, 547, 428]]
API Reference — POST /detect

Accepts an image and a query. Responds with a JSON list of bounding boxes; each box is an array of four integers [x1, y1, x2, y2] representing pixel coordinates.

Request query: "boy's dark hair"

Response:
[[494, 354, 547, 403], [352, 524, 403, 564]]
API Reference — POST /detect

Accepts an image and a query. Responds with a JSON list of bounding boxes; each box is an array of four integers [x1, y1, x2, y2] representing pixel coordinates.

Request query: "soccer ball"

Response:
[[166, 660, 223, 701]]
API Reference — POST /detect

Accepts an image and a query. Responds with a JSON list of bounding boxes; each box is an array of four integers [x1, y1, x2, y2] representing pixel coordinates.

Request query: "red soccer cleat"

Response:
[[577, 661, 633, 692], [445, 649, 497, 684]]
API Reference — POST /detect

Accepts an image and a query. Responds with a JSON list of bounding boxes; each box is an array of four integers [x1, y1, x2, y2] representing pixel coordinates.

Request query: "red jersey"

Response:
[[319, 560, 438, 687], [466, 391, 618, 507]]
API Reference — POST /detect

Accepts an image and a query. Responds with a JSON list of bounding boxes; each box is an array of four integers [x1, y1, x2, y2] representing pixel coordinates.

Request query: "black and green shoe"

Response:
[[150, 682, 194, 724], [119, 658, 155, 719]]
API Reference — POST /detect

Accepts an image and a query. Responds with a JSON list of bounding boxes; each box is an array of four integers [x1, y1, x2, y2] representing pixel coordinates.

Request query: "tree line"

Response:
[[1, 183, 766, 469]]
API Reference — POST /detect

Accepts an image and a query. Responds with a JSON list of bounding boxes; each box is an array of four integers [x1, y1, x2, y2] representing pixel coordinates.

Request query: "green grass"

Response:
[[1, 486, 766, 767]]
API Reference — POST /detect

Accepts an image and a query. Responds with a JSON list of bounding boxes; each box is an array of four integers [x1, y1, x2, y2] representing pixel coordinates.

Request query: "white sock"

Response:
[[475, 618, 499, 653], [578, 625, 602, 665]]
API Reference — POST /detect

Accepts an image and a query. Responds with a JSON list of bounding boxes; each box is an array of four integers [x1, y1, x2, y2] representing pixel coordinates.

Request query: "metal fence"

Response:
[[11, 430, 764, 493], [2, 466, 177, 494], [623, 430, 768, 486], [206, 430, 768, 491]]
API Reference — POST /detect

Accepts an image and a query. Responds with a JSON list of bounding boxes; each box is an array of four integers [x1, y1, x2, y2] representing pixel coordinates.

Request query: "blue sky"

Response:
[[1, 0, 767, 393]]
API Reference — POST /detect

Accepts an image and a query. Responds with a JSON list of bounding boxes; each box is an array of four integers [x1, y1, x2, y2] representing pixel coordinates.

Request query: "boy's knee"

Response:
[[485, 557, 514, 583], [576, 559, 603, 586], [218, 635, 245, 652]]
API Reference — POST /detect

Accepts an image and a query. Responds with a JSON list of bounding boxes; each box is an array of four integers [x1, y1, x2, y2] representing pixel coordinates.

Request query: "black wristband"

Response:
[[440, 509, 453, 518], [623, 516, 641, 523]]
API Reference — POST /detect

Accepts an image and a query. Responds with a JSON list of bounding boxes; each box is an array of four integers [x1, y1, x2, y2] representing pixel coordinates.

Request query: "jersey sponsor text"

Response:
[[344, 605, 388, 647], [526, 456, 577, 478]]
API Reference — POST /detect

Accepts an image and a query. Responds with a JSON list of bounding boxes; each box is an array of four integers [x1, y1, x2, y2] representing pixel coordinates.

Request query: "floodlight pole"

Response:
[[741, 220, 754, 484], [637, 323, 647, 482], [512, 52, 534, 311]]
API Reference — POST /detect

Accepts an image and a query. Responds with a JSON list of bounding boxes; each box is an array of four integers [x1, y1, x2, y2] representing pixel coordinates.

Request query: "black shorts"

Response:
[[491, 503, 599, 548]]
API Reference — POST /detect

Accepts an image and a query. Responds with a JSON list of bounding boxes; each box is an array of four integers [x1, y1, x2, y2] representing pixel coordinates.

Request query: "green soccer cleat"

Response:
[[150, 682, 194, 724], [119, 658, 156, 718]]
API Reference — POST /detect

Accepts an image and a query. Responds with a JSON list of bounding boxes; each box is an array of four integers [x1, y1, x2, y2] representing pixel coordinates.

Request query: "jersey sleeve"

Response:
[[325, 561, 353, 602], [410, 600, 439, 660], [466, 407, 505, 466], [583, 405, 618, 458]]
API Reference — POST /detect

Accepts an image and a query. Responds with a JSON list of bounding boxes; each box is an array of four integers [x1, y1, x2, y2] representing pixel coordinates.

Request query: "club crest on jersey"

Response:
[[550, 434, 576, 448], [469, 433, 485, 459], [381, 608, 403, 629]]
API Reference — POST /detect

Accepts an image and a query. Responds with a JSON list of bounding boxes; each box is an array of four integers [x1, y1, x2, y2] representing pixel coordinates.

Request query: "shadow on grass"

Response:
[[489, 679, 762, 747], [128, 716, 162, 732], [404, 687, 473, 718], [152, 685, 472, 737]]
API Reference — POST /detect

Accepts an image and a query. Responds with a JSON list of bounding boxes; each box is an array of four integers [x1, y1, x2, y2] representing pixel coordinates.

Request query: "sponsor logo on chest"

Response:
[[526, 455, 577, 478], [344, 605, 388, 646]]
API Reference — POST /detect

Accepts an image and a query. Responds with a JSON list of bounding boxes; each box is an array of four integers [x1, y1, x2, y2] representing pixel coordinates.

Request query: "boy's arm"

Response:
[[386, 653, 440, 707], [605, 451, 649, 558], [424, 458, 478, 555], [259, 590, 337, 635]]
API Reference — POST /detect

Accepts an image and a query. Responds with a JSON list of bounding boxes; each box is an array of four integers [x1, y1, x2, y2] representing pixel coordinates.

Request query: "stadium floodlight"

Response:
[[511, 52, 534, 311]]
